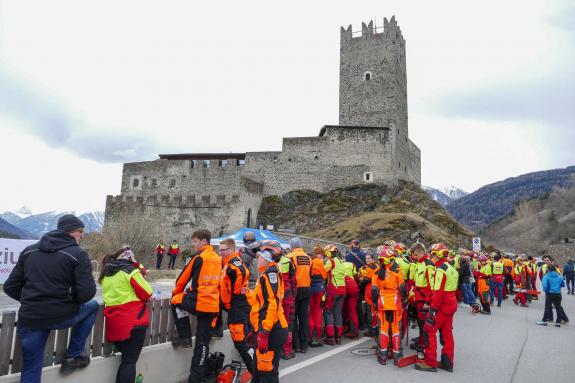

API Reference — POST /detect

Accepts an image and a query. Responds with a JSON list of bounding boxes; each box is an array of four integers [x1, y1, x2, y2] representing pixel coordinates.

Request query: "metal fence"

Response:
[[0, 298, 205, 376]]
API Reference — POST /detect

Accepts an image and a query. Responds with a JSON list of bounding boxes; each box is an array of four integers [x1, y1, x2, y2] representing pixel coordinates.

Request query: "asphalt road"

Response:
[[279, 294, 575, 383]]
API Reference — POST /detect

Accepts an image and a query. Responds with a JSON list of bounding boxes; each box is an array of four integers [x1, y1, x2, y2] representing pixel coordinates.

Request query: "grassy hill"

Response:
[[258, 181, 470, 247], [481, 184, 575, 257]]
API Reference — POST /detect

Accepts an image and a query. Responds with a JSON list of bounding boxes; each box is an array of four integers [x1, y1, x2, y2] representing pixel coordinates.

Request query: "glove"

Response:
[[425, 308, 437, 327], [407, 290, 415, 304], [257, 331, 269, 353], [246, 330, 256, 348]]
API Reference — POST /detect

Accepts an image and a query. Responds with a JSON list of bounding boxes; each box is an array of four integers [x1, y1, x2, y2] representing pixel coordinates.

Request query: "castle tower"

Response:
[[339, 16, 407, 137]]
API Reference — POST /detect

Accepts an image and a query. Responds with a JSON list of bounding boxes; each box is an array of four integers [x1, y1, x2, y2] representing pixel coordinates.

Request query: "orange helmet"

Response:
[[324, 244, 341, 259], [393, 242, 408, 256], [259, 240, 282, 262], [378, 246, 396, 264], [429, 243, 449, 258]]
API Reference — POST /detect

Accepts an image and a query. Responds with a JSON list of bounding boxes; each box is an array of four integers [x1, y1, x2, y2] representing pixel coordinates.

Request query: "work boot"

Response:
[[60, 355, 90, 372], [377, 350, 388, 365], [513, 298, 519, 306], [438, 355, 454, 372], [520, 303, 528, 307], [393, 352, 401, 366], [324, 336, 336, 346], [414, 362, 437, 372]]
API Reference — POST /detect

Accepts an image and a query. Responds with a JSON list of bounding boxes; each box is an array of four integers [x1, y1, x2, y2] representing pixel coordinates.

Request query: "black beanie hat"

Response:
[[57, 214, 85, 233]]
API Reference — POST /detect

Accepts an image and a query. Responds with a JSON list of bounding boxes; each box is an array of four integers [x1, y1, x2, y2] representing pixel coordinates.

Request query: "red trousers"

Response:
[[282, 297, 295, 354], [309, 292, 323, 339], [423, 310, 455, 368], [343, 284, 359, 335]]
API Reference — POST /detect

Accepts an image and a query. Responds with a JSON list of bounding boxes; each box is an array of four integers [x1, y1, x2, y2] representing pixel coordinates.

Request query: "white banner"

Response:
[[0, 238, 38, 283]]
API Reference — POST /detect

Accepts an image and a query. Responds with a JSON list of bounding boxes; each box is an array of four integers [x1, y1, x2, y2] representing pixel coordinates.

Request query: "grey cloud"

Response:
[[0, 66, 159, 163]]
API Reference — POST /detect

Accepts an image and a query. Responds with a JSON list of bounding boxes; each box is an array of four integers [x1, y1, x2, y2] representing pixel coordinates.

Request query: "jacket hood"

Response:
[[104, 259, 136, 277], [38, 230, 79, 252], [547, 271, 561, 279]]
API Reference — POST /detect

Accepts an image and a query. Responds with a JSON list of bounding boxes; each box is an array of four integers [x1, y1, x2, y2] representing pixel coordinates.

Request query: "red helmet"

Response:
[[259, 240, 282, 262], [478, 255, 488, 263], [429, 243, 449, 258], [378, 246, 396, 264], [393, 242, 407, 256]]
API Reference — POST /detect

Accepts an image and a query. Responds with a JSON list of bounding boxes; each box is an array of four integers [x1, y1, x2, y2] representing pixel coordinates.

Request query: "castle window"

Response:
[[238, 159, 246, 167], [203, 160, 211, 168], [152, 179, 157, 187], [364, 71, 372, 81], [169, 179, 176, 188], [219, 159, 228, 167], [191, 160, 197, 169], [130, 175, 142, 190], [363, 172, 373, 183]]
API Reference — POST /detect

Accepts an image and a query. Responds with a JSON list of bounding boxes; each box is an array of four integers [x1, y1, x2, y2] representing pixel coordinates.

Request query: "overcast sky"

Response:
[[1, 0, 573, 213]]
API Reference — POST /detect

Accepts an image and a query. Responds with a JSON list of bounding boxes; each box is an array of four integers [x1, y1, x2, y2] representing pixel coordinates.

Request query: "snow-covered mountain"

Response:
[[423, 186, 468, 207], [0, 208, 104, 238], [437, 186, 468, 200]]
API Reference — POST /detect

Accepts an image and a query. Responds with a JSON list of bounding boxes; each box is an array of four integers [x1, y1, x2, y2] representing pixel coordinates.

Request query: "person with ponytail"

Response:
[[99, 247, 153, 383]]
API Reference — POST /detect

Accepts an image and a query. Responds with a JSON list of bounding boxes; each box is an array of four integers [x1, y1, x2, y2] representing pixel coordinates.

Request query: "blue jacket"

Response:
[[345, 249, 366, 270], [563, 261, 575, 278], [542, 271, 565, 294]]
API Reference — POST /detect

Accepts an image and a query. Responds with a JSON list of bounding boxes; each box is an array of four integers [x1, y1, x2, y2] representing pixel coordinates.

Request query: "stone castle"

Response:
[[104, 16, 421, 245]]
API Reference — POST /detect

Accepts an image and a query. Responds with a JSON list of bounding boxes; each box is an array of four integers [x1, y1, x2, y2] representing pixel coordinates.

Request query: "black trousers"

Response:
[[542, 293, 569, 323], [357, 282, 367, 329], [114, 327, 147, 383], [172, 306, 192, 339], [188, 314, 216, 383], [504, 274, 514, 293], [252, 327, 287, 383], [292, 288, 310, 350], [168, 255, 177, 269], [156, 253, 163, 269]]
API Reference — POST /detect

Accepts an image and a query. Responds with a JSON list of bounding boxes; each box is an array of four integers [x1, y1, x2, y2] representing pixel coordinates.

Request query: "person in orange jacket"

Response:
[[309, 244, 327, 347], [415, 243, 459, 373], [250, 241, 288, 383], [171, 230, 222, 383], [219, 238, 254, 375], [359, 252, 379, 337], [474, 256, 492, 314], [287, 237, 312, 353], [371, 246, 406, 365]]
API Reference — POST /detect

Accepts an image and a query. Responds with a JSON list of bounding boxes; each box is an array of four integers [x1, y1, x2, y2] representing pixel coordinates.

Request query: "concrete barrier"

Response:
[[0, 331, 240, 383]]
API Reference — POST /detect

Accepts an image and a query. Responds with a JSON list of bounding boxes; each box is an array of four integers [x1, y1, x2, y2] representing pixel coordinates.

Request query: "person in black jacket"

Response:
[[4, 214, 98, 383]]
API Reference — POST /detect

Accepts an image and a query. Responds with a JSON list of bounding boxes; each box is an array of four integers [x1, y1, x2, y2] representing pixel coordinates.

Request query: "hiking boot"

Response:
[[414, 362, 437, 372], [282, 351, 295, 360], [513, 298, 519, 306], [172, 337, 193, 348], [324, 337, 336, 346], [520, 304, 529, 307], [60, 355, 90, 372], [377, 351, 387, 365], [296, 346, 308, 354], [536, 321, 548, 326], [480, 310, 491, 315], [555, 323, 561, 327], [561, 320, 569, 324], [438, 355, 454, 372], [309, 338, 323, 348]]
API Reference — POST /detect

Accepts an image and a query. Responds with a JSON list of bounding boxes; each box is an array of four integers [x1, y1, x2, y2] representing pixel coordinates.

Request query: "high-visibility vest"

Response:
[[343, 261, 356, 278], [432, 262, 458, 292], [492, 261, 504, 275], [414, 258, 435, 289], [395, 257, 411, 280], [325, 257, 346, 287]]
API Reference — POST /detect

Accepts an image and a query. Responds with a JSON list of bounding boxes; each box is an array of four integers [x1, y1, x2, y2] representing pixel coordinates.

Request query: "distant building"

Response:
[[104, 17, 421, 245]]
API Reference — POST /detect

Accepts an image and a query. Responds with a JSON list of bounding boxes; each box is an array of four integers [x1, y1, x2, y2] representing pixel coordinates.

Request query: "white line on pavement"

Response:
[[278, 337, 372, 378]]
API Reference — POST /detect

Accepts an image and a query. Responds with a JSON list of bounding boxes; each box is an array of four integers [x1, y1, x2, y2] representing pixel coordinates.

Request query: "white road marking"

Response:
[[279, 337, 372, 378]]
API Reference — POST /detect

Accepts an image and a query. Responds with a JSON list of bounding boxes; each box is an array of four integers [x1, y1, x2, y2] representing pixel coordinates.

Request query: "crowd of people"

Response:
[[3, 213, 573, 383]]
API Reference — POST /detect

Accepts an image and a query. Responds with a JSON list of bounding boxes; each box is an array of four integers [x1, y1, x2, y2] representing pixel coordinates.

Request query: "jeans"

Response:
[[168, 255, 177, 269], [566, 276, 575, 293], [490, 281, 504, 306], [17, 300, 99, 383], [461, 283, 475, 305]]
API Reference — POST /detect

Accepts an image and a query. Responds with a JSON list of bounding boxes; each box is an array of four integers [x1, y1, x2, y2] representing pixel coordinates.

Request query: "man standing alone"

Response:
[[4, 214, 98, 382]]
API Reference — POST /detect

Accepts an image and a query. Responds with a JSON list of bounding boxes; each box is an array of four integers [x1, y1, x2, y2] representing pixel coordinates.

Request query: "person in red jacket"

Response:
[[415, 243, 458, 373], [410, 242, 435, 353], [100, 247, 153, 383], [278, 248, 297, 359], [155, 240, 166, 270], [309, 244, 327, 347]]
